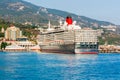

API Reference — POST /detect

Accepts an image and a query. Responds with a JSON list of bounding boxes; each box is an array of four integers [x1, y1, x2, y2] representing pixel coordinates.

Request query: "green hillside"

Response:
[[0, 0, 115, 27]]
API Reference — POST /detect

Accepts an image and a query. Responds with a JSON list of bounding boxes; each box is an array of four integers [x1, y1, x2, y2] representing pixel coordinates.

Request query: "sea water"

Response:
[[0, 52, 120, 80]]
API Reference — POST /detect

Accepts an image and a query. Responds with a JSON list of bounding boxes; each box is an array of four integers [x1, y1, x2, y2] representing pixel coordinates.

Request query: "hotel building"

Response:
[[5, 25, 22, 41]]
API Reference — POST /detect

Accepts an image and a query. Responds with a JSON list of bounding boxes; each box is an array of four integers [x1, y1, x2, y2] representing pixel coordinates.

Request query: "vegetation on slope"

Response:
[[99, 32, 120, 45]]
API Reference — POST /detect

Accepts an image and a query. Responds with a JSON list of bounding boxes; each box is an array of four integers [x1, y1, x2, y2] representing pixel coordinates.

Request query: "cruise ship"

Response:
[[38, 16, 99, 54]]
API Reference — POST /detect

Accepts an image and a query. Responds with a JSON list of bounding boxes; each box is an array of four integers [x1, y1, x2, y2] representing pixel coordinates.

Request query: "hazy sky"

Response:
[[24, 0, 120, 25]]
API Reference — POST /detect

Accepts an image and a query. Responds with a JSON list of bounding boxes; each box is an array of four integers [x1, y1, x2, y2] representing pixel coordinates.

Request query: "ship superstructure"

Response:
[[38, 16, 99, 54]]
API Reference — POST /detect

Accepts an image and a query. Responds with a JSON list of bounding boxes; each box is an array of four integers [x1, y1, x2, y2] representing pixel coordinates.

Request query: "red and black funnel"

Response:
[[66, 16, 73, 25]]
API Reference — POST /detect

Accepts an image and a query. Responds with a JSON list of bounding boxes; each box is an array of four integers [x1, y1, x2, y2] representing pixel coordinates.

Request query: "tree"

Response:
[[0, 42, 7, 50]]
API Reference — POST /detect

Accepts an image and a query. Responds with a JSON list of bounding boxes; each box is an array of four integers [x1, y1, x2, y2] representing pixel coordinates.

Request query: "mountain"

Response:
[[0, 0, 115, 27]]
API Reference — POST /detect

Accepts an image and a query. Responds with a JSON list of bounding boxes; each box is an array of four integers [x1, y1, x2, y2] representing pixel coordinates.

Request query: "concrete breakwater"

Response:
[[99, 45, 120, 53]]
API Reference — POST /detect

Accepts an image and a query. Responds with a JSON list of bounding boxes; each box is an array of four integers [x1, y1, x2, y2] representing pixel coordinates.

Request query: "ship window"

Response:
[[75, 44, 81, 48], [80, 42, 83, 44], [80, 45, 83, 48], [90, 45, 93, 48], [93, 45, 97, 49], [86, 45, 88, 48]]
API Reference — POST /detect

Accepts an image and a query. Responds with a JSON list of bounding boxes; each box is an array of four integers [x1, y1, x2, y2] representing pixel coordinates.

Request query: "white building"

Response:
[[101, 25, 117, 31]]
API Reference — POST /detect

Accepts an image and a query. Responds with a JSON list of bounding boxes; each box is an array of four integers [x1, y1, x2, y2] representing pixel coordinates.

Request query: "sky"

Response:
[[24, 0, 120, 25]]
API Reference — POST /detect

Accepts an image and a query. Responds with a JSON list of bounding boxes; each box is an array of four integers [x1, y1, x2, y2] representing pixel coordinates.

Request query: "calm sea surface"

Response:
[[0, 52, 120, 80]]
